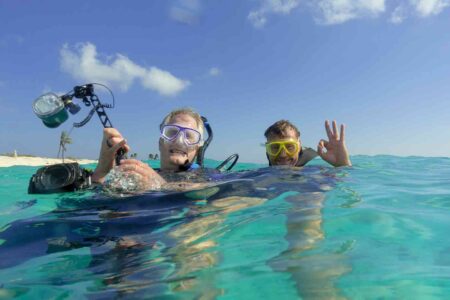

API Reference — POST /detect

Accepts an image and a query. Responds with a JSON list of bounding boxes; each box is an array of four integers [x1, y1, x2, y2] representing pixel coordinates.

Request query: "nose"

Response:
[[278, 147, 288, 157]]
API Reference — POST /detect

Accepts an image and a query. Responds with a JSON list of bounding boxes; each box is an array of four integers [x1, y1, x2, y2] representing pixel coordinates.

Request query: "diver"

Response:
[[264, 119, 352, 167], [91, 108, 210, 191], [264, 119, 352, 299]]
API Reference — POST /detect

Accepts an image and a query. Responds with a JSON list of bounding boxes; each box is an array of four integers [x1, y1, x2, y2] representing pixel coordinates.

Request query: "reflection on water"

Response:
[[1, 158, 450, 299]]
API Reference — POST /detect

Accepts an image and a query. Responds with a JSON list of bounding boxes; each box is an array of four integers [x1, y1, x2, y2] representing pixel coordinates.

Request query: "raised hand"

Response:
[[92, 128, 130, 183], [317, 120, 351, 167]]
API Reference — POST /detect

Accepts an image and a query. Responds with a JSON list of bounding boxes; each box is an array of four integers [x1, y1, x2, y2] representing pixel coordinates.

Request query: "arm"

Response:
[[92, 128, 130, 183], [317, 120, 352, 167]]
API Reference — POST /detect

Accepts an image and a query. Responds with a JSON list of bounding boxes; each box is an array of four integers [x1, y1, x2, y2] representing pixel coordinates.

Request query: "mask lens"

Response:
[[266, 141, 299, 157], [162, 125, 180, 140], [267, 143, 281, 156], [184, 129, 201, 145], [285, 142, 298, 156]]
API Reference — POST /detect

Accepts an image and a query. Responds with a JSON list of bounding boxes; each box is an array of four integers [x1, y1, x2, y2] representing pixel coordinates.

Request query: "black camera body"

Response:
[[28, 163, 93, 194]]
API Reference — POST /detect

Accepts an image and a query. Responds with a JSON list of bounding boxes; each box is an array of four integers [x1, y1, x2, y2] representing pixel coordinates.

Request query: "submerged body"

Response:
[[0, 166, 344, 298]]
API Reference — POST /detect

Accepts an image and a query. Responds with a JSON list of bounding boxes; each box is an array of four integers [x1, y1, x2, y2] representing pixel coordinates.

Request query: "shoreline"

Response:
[[0, 155, 97, 167]]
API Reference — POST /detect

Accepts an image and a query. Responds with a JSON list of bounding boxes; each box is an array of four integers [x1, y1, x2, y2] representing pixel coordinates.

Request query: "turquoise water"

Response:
[[0, 156, 449, 299]]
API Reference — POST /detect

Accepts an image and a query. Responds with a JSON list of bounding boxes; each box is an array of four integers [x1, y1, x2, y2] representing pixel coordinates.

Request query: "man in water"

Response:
[[264, 119, 351, 167], [264, 120, 352, 298], [91, 108, 206, 189]]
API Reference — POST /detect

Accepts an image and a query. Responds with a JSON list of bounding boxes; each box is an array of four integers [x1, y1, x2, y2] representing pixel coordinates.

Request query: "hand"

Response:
[[118, 159, 167, 190], [317, 120, 352, 167], [92, 128, 130, 183]]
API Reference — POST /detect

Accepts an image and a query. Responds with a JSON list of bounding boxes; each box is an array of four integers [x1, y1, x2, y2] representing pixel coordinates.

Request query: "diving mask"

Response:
[[266, 139, 300, 157], [161, 125, 202, 147]]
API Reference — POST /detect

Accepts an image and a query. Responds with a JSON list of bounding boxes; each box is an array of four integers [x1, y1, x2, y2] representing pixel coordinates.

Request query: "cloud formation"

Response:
[[169, 0, 202, 24], [60, 43, 190, 97], [248, 0, 450, 26], [314, 0, 386, 24], [248, 0, 300, 28], [209, 67, 221, 76], [390, 5, 407, 24], [413, 0, 450, 17]]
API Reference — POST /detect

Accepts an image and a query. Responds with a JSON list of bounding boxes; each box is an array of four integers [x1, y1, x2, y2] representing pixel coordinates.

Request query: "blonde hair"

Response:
[[160, 108, 204, 139]]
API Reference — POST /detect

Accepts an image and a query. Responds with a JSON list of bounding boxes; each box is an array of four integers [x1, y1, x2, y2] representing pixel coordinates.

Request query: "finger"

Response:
[[119, 159, 140, 166], [107, 136, 126, 148], [103, 129, 123, 145], [320, 139, 329, 148], [340, 124, 345, 142], [325, 120, 333, 140], [111, 139, 129, 154], [317, 140, 325, 157], [332, 120, 339, 140], [103, 127, 122, 138], [118, 162, 141, 173]]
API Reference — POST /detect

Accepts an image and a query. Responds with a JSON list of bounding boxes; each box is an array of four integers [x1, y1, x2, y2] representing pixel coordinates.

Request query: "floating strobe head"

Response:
[[32, 92, 81, 128]]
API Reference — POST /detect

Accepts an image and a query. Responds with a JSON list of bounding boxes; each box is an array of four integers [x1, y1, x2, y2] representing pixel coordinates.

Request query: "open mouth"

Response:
[[169, 149, 187, 156]]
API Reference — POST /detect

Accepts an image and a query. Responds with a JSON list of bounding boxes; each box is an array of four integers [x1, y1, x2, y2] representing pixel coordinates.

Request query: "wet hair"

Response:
[[264, 120, 300, 139], [160, 108, 204, 138]]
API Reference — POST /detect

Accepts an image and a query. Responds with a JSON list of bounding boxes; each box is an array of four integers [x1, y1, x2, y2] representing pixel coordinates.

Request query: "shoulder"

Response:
[[296, 147, 318, 167]]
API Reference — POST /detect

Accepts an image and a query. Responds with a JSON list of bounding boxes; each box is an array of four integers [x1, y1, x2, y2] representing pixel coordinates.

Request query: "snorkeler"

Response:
[[264, 119, 351, 167], [91, 108, 207, 190]]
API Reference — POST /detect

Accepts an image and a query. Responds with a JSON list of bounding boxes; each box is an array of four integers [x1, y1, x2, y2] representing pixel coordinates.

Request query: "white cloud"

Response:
[[60, 42, 190, 97], [314, 0, 386, 24], [411, 0, 450, 17], [169, 0, 201, 24], [209, 67, 221, 76], [248, 0, 300, 28], [247, 0, 450, 27], [390, 5, 407, 23]]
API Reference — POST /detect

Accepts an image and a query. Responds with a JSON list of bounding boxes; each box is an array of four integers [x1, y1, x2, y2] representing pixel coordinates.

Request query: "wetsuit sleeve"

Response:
[[296, 147, 318, 167]]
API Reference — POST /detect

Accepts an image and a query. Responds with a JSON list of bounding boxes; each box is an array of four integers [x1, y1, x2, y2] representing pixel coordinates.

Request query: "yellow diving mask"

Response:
[[265, 139, 300, 158]]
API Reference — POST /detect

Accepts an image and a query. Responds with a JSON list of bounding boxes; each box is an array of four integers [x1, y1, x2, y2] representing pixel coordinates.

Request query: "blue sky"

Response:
[[1, 0, 449, 163]]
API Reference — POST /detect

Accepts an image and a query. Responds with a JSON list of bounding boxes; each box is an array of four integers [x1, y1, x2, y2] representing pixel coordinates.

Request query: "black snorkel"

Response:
[[175, 116, 239, 172], [196, 116, 213, 167]]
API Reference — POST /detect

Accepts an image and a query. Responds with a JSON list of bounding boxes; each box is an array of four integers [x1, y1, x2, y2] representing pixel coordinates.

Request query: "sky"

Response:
[[0, 0, 449, 163]]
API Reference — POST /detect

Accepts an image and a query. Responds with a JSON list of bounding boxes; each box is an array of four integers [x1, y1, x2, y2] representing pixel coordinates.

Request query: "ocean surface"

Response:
[[0, 156, 449, 299]]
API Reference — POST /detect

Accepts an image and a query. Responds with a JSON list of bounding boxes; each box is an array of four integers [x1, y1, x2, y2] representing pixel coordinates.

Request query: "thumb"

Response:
[[317, 140, 325, 157], [111, 139, 129, 155]]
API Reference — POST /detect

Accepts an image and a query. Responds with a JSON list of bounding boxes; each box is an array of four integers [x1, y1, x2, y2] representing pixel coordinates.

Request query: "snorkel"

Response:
[[196, 116, 212, 166]]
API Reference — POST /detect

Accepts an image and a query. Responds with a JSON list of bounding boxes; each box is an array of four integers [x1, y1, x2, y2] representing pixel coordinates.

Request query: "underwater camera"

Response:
[[29, 83, 123, 194], [28, 163, 93, 194]]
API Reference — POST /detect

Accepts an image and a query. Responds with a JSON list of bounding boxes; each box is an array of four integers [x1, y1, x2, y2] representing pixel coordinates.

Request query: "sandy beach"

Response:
[[0, 156, 97, 167]]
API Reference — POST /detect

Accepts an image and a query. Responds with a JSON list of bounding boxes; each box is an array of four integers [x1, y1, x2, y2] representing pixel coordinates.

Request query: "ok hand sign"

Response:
[[317, 120, 352, 167]]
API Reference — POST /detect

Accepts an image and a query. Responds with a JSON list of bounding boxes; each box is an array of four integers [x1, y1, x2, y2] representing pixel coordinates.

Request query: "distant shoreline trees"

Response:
[[57, 131, 72, 162], [148, 153, 159, 160]]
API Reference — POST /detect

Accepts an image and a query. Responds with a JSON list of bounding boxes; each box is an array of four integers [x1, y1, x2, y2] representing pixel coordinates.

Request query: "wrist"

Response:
[[91, 168, 107, 183]]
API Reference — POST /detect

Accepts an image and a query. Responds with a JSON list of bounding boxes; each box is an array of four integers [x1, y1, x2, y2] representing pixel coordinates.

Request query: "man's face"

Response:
[[266, 128, 301, 166], [159, 113, 200, 170]]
